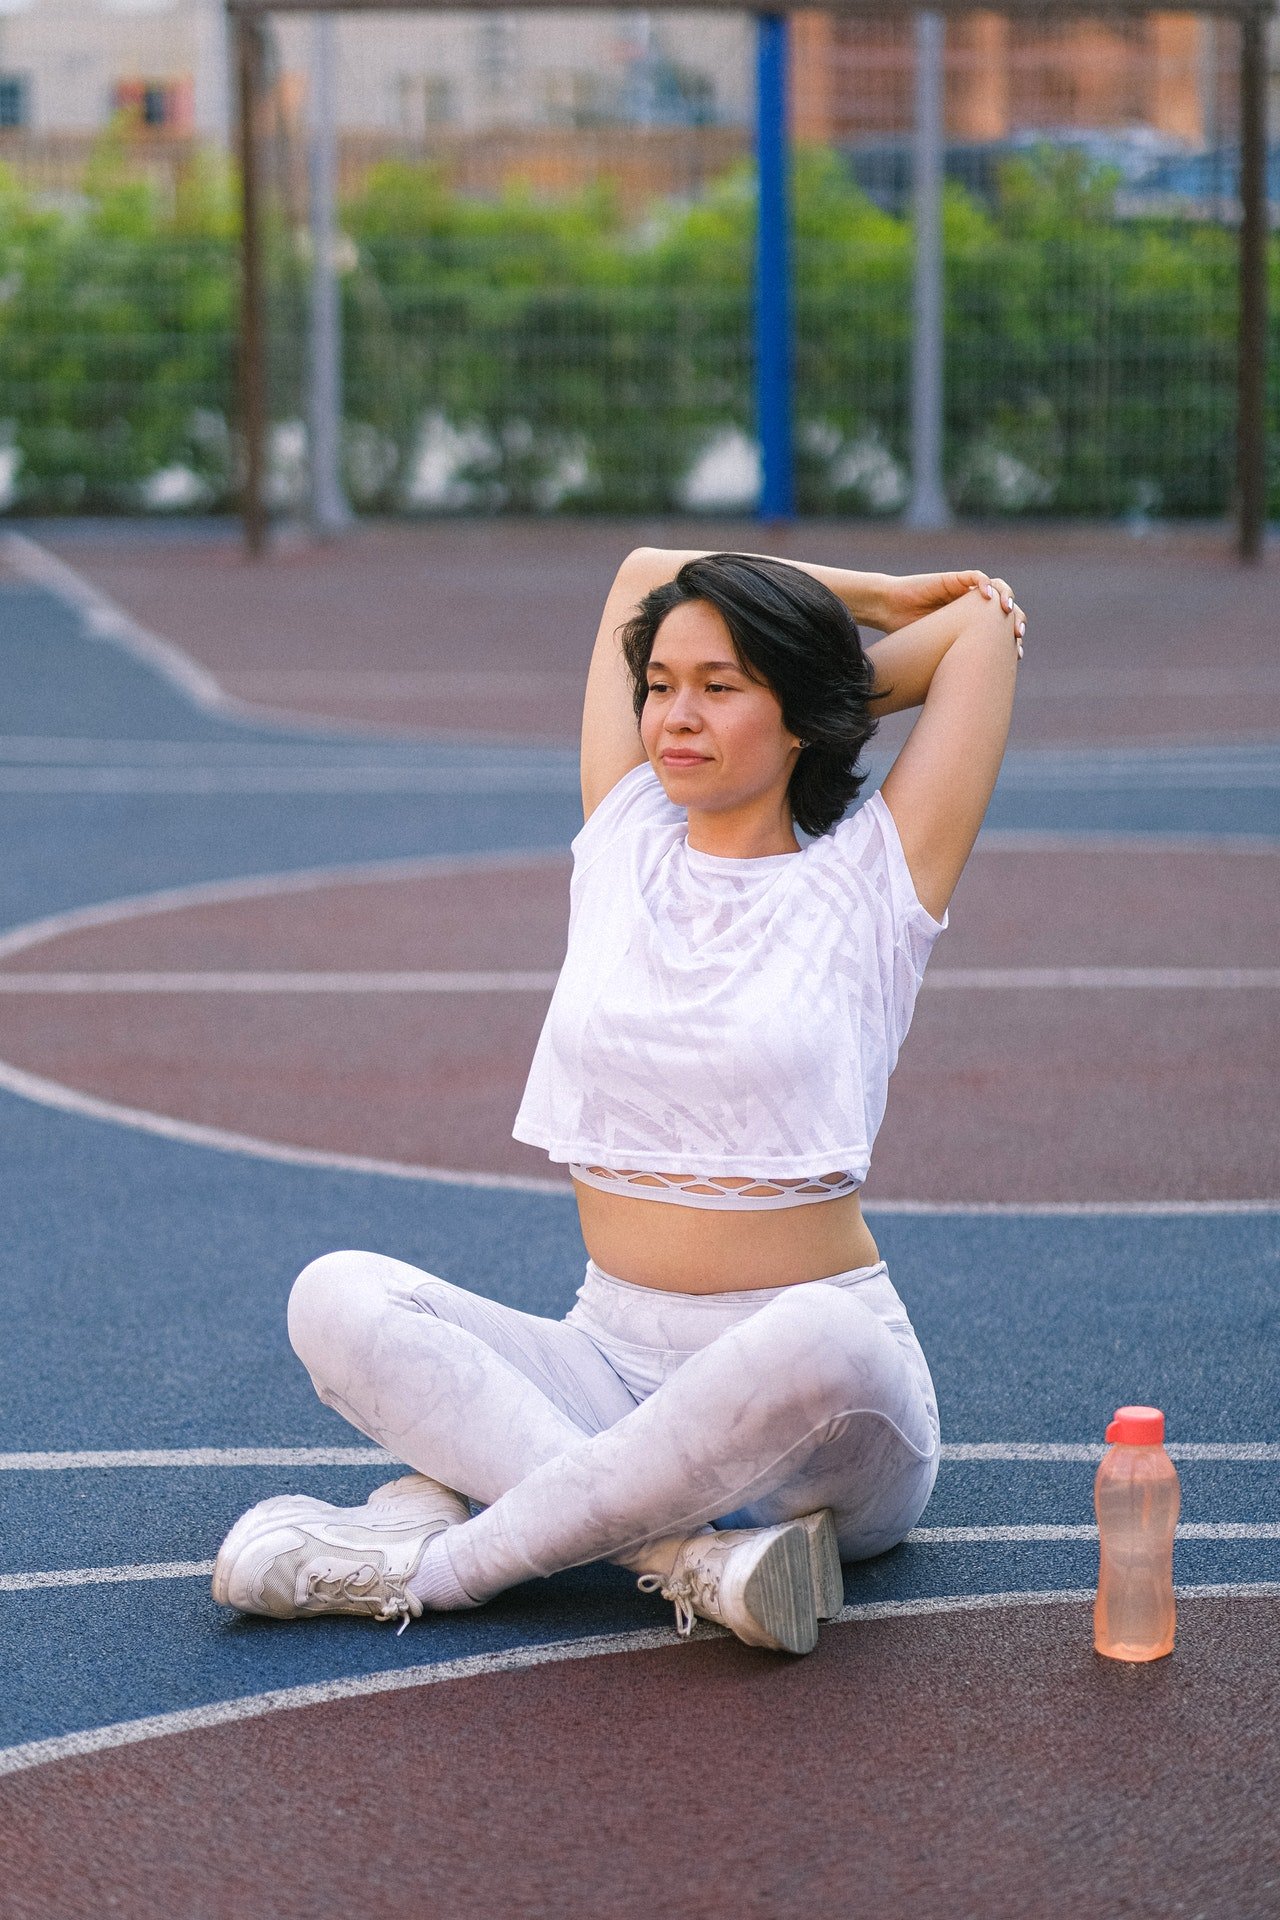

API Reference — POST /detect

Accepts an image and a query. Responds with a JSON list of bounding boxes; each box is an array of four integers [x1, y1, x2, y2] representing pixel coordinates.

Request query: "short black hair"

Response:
[[619, 552, 882, 838]]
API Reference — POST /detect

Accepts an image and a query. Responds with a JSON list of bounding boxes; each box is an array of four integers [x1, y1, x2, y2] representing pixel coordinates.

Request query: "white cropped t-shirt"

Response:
[[512, 763, 947, 1205]]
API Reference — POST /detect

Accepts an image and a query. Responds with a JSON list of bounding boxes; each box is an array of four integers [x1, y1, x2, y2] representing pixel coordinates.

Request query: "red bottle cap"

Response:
[[1105, 1405, 1165, 1445]]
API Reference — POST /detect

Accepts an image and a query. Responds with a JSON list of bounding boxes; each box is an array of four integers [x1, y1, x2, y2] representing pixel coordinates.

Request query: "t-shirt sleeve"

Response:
[[571, 761, 684, 873], [860, 789, 948, 981], [825, 788, 948, 1052]]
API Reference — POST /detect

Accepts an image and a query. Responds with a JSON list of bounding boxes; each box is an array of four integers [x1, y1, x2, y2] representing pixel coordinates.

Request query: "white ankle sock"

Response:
[[408, 1529, 478, 1611]]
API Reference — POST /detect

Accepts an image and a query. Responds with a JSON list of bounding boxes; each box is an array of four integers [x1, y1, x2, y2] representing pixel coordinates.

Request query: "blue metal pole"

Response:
[[755, 12, 794, 521]]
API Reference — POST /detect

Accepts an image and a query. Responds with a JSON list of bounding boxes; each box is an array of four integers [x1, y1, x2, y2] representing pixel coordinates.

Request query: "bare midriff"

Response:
[[572, 1177, 881, 1294]]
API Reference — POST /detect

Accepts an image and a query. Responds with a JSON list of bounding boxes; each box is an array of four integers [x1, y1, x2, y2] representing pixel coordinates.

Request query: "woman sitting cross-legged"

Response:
[[212, 546, 1024, 1653]]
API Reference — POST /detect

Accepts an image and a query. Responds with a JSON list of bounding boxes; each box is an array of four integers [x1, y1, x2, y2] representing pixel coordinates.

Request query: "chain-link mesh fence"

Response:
[[0, 5, 1273, 518]]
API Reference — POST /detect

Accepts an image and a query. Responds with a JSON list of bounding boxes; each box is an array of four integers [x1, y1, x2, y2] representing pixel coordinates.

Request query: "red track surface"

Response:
[[46, 521, 1280, 747], [3, 1595, 1276, 1920], [1, 847, 1275, 1199]]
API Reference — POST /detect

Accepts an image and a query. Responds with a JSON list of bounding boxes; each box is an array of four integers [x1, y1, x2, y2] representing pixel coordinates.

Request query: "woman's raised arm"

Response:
[[875, 579, 1025, 921]]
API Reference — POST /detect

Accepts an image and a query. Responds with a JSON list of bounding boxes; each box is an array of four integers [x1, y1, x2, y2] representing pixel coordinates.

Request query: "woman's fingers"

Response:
[[960, 569, 1025, 650]]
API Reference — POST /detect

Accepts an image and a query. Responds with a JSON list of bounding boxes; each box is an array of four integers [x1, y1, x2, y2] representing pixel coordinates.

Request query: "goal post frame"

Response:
[[227, 0, 1274, 559]]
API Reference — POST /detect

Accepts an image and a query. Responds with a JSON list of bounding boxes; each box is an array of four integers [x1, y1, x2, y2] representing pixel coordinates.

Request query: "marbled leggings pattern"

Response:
[[287, 1250, 942, 1604]]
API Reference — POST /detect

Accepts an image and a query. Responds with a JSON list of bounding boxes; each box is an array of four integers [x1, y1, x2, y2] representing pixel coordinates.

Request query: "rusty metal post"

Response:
[[235, 10, 268, 557], [1237, 7, 1268, 563]]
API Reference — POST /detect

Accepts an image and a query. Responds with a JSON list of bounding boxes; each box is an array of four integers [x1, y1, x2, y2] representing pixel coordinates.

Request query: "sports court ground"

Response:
[[0, 517, 1276, 1917]]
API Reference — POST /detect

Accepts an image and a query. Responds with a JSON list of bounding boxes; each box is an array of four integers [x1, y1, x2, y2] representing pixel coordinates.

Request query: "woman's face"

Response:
[[639, 599, 802, 817]]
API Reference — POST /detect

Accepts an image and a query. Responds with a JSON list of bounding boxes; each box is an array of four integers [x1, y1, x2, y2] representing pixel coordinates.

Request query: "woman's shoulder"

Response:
[[571, 761, 684, 870], [810, 790, 947, 945]]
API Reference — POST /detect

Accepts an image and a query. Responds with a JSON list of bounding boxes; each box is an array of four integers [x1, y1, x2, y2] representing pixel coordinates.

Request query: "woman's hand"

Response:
[[878, 569, 1024, 648]]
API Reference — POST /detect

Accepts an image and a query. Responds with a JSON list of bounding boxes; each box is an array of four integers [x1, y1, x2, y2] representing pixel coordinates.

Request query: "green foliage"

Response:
[[0, 134, 236, 510], [0, 135, 1273, 516]]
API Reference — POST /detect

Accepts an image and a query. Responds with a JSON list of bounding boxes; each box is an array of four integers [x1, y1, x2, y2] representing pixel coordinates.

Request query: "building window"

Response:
[[112, 78, 193, 134], [0, 74, 29, 130]]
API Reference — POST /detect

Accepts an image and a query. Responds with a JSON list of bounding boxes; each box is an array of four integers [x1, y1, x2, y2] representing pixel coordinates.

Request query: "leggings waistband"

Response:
[[569, 1257, 902, 1355], [583, 1256, 888, 1310]]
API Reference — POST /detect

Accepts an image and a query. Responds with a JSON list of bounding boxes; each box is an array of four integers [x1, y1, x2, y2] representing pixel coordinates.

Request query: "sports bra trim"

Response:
[[568, 1163, 861, 1212]]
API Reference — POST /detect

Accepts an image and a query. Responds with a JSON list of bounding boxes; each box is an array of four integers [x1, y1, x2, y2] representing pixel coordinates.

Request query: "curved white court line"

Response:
[[0, 1051, 1275, 1212], [2, 534, 482, 746], [0, 1056, 570, 1196], [3, 1581, 1278, 1780], [14, 531, 1280, 777], [0, 848, 569, 963], [1, 828, 1277, 1209], [0, 1053, 1274, 1211]]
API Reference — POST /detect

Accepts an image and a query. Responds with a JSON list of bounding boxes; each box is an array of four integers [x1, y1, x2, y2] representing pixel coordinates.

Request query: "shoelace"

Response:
[[637, 1565, 720, 1638], [307, 1564, 422, 1635]]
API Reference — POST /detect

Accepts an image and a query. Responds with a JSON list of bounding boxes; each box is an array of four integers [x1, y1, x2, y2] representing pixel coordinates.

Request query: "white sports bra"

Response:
[[513, 763, 946, 1210]]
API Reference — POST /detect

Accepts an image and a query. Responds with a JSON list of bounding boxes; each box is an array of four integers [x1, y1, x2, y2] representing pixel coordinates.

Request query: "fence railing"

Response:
[[0, 140, 1274, 519]]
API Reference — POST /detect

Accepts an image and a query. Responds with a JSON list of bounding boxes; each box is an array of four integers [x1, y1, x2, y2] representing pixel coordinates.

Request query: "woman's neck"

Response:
[[684, 797, 801, 860]]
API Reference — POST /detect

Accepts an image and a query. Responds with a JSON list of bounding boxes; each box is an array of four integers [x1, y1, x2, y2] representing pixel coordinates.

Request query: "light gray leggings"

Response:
[[288, 1251, 942, 1605]]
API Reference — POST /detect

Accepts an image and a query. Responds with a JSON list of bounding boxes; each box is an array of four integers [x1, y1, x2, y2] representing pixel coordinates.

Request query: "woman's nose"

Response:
[[666, 690, 701, 730]]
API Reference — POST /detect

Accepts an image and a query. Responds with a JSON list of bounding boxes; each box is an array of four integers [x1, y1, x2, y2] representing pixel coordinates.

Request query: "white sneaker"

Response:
[[211, 1486, 463, 1629], [366, 1472, 471, 1528], [638, 1523, 818, 1654]]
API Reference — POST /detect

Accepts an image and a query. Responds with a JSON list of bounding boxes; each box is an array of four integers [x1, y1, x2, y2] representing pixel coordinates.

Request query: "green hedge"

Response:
[[0, 139, 1273, 515]]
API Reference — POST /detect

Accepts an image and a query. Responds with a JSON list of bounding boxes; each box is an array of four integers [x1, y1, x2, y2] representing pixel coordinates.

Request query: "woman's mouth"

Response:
[[661, 751, 711, 767]]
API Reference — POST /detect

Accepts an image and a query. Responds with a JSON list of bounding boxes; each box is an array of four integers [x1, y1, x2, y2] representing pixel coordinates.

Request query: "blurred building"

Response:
[[791, 11, 1245, 149], [0, 1, 1274, 207]]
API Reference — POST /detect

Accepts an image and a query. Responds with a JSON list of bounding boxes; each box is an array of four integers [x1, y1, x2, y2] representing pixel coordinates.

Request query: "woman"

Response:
[[213, 547, 1024, 1654]]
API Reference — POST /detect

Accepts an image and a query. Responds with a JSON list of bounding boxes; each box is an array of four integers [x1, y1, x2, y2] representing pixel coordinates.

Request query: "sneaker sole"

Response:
[[740, 1525, 819, 1655], [795, 1509, 844, 1618]]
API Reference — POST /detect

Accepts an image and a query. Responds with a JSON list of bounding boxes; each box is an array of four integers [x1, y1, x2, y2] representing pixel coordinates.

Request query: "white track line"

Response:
[[0, 971, 563, 993], [944, 1441, 1280, 1462], [7, 1523, 1276, 1595], [1, 966, 1276, 993], [0, 737, 572, 767], [924, 966, 1280, 990], [3, 1581, 1278, 1780], [0, 848, 567, 963], [908, 1523, 1280, 1543], [0, 1561, 215, 1593], [0, 767, 580, 794], [0, 1448, 397, 1470], [4, 535, 233, 713], [974, 830, 1280, 853], [2, 1440, 1275, 1471]]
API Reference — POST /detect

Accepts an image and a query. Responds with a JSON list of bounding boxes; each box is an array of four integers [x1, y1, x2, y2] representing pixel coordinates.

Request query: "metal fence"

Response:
[[0, 3, 1273, 528]]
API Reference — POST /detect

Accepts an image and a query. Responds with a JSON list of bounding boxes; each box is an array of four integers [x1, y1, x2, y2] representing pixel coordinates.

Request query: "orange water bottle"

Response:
[[1093, 1404, 1180, 1661]]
